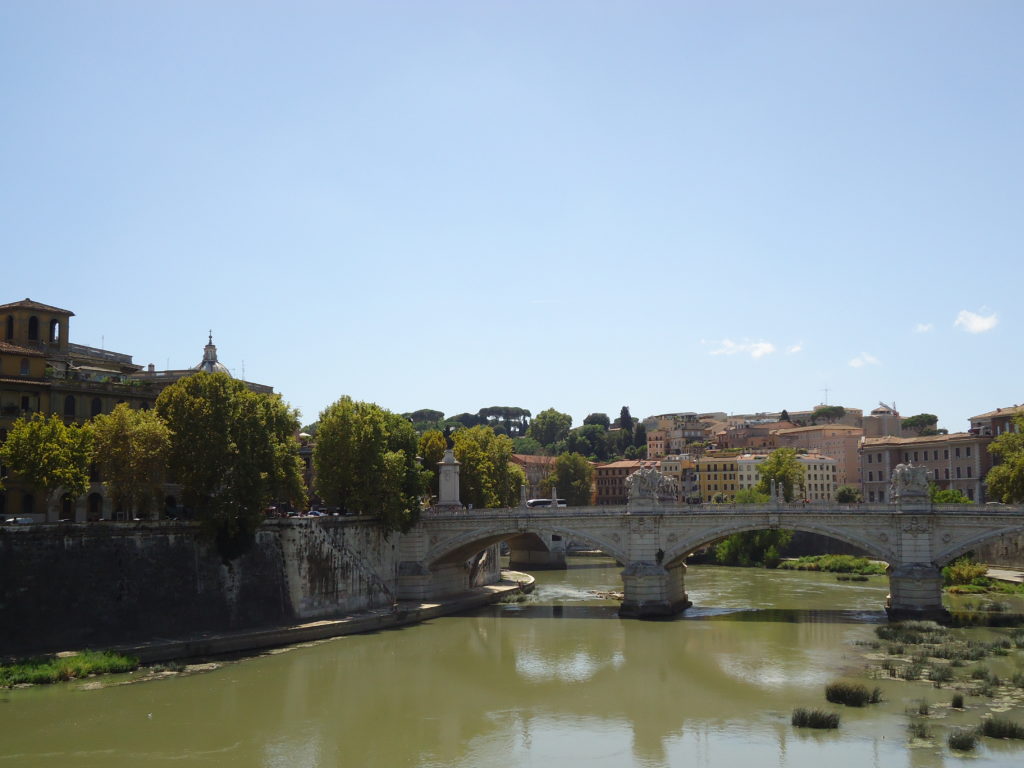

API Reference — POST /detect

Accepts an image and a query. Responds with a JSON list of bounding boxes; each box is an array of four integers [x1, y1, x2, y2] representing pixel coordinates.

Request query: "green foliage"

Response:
[[546, 453, 593, 506], [157, 373, 306, 557], [947, 729, 979, 751], [617, 406, 633, 440], [0, 651, 138, 687], [714, 529, 793, 567], [754, 447, 804, 501], [980, 717, 1024, 739], [583, 412, 610, 429], [90, 404, 170, 518], [942, 557, 990, 587], [901, 413, 938, 435], [527, 408, 572, 447], [0, 412, 93, 501], [633, 422, 646, 449], [453, 425, 526, 509], [476, 406, 531, 437], [825, 681, 882, 707], [987, 414, 1024, 503], [417, 429, 447, 498], [563, 424, 610, 460], [811, 405, 846, 424], [778, 555, 886, 575], [733, 488, 770, 504], [929, 485, 971, 504], [511, 436, 543, 455], [791, 708, 839, 729], [314, 395, 423, 531], [836, 485, 861, 503], [780, 409, 790, 422]]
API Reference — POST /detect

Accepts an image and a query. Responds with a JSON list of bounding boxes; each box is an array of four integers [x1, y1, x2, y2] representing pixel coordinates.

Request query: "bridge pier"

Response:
[[619, 561, 691, 618], [886, 563, 949, 621]]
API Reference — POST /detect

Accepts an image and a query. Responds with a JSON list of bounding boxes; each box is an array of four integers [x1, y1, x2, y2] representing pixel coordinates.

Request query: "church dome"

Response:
[[193, 332, 231, 376]]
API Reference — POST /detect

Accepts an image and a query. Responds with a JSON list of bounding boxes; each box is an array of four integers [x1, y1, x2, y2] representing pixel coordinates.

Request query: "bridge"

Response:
[[398, 488, 1024, 620]]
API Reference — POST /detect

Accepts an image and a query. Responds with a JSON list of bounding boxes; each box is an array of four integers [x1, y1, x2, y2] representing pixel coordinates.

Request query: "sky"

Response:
[[2, 1, 1021, 432]]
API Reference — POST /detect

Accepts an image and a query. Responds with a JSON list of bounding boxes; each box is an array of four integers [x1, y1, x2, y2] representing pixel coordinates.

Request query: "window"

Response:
[[967, 466, 972, 478], [4, 315, 11, 340], [944, 468, 949, 479], [867, 454, 872, 464], [48, 319, 60, 343], [90, 398, 102, 417], [944, 449, 949, 459], [868, 491, 876, 502], [966, 446, 972, 457], [879, 490, 885, 502], [956, 467, 961, 478], [19, 358, 29, 376], [27, 316, 39, 340], [868, 471, 874, 482], [933, 451, 939, 460], [913, 451, 919, 462], [22, 493, 34, 515], [955, 447, 961, 458], [63, 395, 76, 417], [967, 488, 974, 501]]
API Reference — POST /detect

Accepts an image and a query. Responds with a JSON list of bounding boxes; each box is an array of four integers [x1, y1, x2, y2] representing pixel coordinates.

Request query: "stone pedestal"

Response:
[[619, 561, 691, 618], [886, 563, 949, 621], [436, 449, 462, 510]]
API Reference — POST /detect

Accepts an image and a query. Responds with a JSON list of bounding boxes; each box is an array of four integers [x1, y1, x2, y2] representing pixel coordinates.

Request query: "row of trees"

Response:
[[0, 373, 307, 559], [514, 406, 647, 461]]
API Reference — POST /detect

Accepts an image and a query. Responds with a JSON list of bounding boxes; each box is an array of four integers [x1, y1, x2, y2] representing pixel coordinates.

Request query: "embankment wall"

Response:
[[0, 518, 403, 656]]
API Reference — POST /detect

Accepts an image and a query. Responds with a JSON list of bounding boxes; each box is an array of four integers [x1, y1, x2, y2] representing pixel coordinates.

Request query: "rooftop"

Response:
[[0, 298, 74, 315]]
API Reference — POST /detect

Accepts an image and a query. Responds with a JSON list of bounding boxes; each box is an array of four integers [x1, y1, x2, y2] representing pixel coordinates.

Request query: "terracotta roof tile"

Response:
[[0, 341, 46, 357], [0, 298, 74, 315]]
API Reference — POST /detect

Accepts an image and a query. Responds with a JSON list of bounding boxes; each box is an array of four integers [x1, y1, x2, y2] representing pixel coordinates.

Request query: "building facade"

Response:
[[859, 433, 993, 503]]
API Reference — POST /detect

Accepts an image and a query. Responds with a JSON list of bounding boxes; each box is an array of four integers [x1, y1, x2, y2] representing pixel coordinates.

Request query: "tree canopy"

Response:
[[544, 453, 593, 506], [902, 413, 939, 435], [91, 403, 170, 518], [754, 447, 804, 501], [156, 372, 306, 557], [835, 485, 862, 503], [930, 485, 971, 504], [0, 412, 93, 503], [453, 425, 525, 509], [583, 413, 610, 429], [527, 408, 572, 447], [986, 415, 1024, 503], [811, 405, 846, 424], [563, 424, 611, 461], [416, 429, 448, 499], [314, 396, 424, 531]]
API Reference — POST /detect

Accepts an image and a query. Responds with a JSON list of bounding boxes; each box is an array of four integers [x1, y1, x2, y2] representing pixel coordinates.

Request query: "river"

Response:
[[1, 557, 1023, 767]]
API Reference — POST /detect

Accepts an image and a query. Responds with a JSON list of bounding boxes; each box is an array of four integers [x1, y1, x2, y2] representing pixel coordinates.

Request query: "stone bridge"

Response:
[[397, 497, 1024, 620]]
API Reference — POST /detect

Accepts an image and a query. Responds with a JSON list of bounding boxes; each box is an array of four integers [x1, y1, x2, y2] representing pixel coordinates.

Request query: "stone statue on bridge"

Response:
[[889, 463, 929, 502], [626, 467, 679, 503]]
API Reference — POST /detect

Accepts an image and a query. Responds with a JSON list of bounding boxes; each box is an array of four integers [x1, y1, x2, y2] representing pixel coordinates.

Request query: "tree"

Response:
[[543, 453, 593, 506], [811, 405, 846, 424], [930, 486, 971, 504], [511, 436, 543, 455], [0, 413, 93, 510], [314, 396, 424, 531], [453, 425, 525, 509], [987, 414, 1024, 503], [754, 447, 804, 501], [734, 488, 770, 504], [902, 413, 939, 436], [780, 409, 791, 422], [714, 530, 793, 568], [417, 429, 448, 498], [583, 412, 610, 429], [634, 422, 647, 449], [618, 406, 634, 440], [156, 372, 307, 558], [91, 403, 170, 519], [835, 485, 862, 503], [527, 408, 572, 447], [563, 424, 611, 461]]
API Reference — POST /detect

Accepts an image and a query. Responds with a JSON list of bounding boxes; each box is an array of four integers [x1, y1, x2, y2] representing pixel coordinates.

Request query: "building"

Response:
[[773, 424, 863, 488], [510, 454, 558, 500], [594, 459, 659, 505], [716, 420, 796, 450], [859, 432, 993, 503], [862, 403, 904, 438], [696, 454, 739, 501], [969, 404, 1024, 437], [0, 298, 273, 522]]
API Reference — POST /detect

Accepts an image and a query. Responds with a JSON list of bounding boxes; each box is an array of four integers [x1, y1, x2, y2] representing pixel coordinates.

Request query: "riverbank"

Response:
[[23, 571, 535, 668]]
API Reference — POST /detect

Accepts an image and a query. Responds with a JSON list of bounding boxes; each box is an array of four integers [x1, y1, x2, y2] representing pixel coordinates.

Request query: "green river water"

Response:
[[2, 557, 1023, 767]]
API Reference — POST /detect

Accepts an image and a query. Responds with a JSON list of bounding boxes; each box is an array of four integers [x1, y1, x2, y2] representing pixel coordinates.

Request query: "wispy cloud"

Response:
[[707, 339, 776, 359], [954, 309, 998, 334], [914, 322, 933, 334], [849, 352, 881, 368], [787, 342, 803, 354]]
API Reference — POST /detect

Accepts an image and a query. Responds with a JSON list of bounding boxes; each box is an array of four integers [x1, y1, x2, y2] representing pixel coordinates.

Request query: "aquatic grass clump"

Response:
[[908, 721, 932, 739], [948, 728, 980, 751], [0, 651, 139, 688], [951, 693, 964, 709], [980, 717, 1024, 740], [876, 621, 949, 646], [825, 681, 882, 707], [930, 665, 954, 685], [792, 708, 840, 729], [779, 555, 886, 575]]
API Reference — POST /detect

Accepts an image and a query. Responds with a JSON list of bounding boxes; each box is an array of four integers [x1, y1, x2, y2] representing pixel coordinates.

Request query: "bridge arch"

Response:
[[426, 523, 629, 569], [934, 522, 1024, 567], [662, 520, 898, 569]]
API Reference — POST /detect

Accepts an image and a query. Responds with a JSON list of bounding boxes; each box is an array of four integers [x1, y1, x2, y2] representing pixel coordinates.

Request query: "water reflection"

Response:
[[1, 560, 1021, 768]]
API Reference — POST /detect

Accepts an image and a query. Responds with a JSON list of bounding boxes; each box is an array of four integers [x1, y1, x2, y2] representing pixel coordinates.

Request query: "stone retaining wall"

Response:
[[0, 517, 399, 656]]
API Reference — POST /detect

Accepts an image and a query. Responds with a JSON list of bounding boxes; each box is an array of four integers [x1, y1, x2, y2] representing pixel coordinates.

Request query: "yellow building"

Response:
[[696, 455, 739, 501]]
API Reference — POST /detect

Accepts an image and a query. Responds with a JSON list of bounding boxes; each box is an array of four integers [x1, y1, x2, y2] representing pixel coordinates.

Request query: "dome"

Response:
[[193, 332, 231, 376]]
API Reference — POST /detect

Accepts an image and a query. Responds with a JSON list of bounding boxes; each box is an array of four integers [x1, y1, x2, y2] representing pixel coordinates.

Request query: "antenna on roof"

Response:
[[821, 387, 830, 405], [241, 360, 245, 380]]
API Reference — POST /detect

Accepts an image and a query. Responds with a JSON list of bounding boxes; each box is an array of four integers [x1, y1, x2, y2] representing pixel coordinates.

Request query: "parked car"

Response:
[[3, 517, 34, 525]]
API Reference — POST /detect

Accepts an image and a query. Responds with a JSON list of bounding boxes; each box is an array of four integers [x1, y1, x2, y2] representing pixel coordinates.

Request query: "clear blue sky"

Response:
[[3, 2, 1021, 431]]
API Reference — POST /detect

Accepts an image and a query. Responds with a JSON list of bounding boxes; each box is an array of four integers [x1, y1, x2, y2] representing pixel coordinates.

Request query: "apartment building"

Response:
[[859, 433, 993, 503]]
